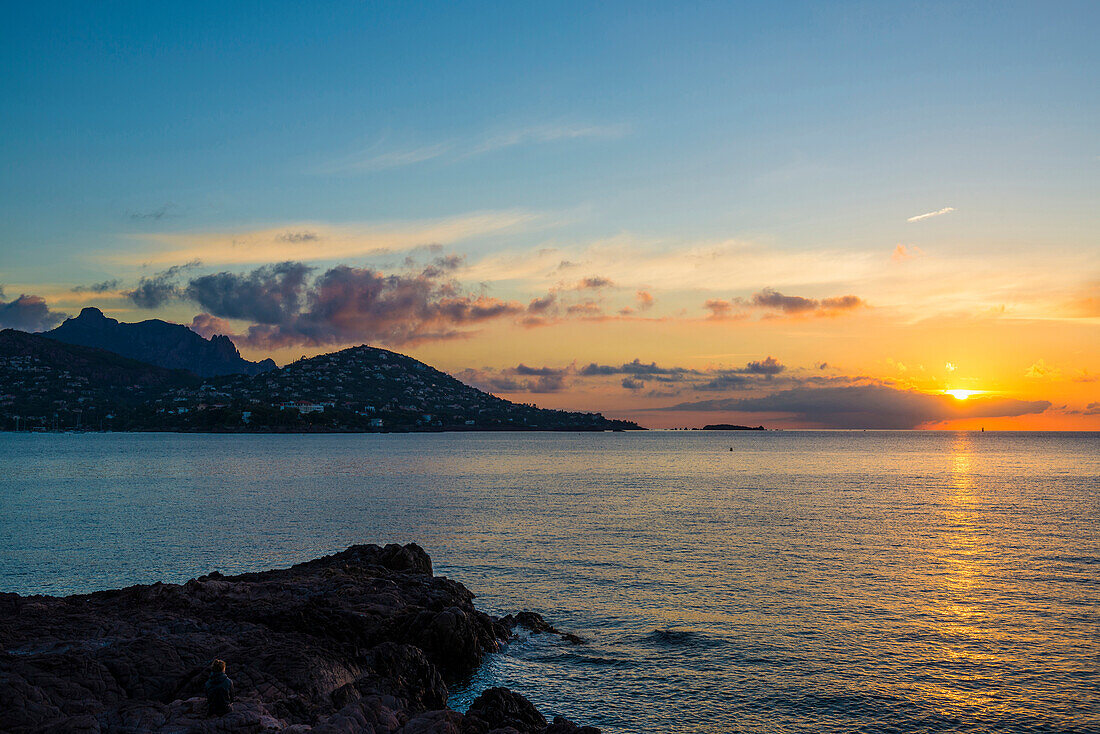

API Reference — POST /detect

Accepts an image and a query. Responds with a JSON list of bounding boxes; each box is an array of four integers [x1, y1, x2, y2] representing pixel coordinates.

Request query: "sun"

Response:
[[944, 389, 983, 400]]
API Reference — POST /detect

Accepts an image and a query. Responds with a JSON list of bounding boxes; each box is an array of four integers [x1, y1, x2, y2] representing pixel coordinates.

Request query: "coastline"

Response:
[[0, 544, 600, 733]]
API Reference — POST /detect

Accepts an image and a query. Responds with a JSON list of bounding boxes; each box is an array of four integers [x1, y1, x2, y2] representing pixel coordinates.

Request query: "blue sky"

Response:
[[1, 1, 1097, 427], [4, 1, 1096, 277]]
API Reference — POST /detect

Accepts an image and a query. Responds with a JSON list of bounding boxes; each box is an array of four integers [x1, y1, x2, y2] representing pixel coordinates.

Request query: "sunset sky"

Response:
[[2, 2, 1097, 428]]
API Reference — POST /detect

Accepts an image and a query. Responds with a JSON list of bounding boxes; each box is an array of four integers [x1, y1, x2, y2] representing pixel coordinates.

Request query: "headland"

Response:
[[0, 544, 599, 733]]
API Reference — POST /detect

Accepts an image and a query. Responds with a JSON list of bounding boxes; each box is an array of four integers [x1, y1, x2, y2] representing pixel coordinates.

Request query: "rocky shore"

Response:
[[0, 544, 600, 734]]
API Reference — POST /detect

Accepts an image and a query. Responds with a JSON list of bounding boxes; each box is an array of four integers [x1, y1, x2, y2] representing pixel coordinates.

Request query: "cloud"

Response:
[[575, 276, 614, 290], [317, 122, 628, 174], [457, 355, 804, 397], [693, 356, 785, 390], [694, 374, 747, 391], [907, 207, 956, 223], [468, 123, 630, 157], [1024, 359, 1059, 379], [751, 288, 817, 314], [579, 359, 683, 377], [122, 211, 539, 266], [317, 142, 452, 173], [566, 301, 603, 316], [129, 203, 179, 221], [746, 288, 865, 317], [72, 280, 120, 293], [636, 291, 654, 310], [743, 356, 784, 376], [124, 261, 201, 308], [185, 262, 314, 324], [276, 231, 319, 243], [186, 259, 523, 348], [189, 313, 236, 339], [704, 299, 736, 320], [663, 384, 1050, 429], [457, 365, 568, 394], [891, 244, 923, 262], [0, 292, 67, 332], [514, 364, 566, 377]]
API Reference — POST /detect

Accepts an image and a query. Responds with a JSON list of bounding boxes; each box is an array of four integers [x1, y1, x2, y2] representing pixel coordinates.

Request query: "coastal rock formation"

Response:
[[0, 544, 598, 734]]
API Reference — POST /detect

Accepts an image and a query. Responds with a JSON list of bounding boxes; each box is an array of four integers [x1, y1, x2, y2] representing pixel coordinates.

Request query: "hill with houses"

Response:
[[0, 329, 641, 432]]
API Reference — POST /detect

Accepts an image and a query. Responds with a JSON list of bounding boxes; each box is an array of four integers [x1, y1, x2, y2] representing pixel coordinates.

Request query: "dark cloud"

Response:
[[752, 288, 817, 314], [514, 364, 566, 377], [276, 231, 319, 243], [820, 295, 862, 310], [125, 261, 201, 309], [189, 261, 522, 348], [749, 288, 865, 316], [695, 373, 748, 391], [527, 293, 556, 313], [580, 359, 682, 377], [663, 384, 1051, 429], [576, 276, 614, 290], [743, 356, 784, 376], [129, 203, 178, 221], [72, 280, 120, 293], [456, 366, 566, 394], [186, 262, 313, 323], [0, 292, 67, 332], [456, 355, 802, 397]]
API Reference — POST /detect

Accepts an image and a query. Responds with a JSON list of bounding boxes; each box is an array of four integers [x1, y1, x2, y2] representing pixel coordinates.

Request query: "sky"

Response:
[[1, 1, 1097, 429]]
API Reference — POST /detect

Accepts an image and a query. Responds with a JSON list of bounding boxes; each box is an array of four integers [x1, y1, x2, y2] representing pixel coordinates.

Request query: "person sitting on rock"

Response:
[[204, 659, 234, 716]]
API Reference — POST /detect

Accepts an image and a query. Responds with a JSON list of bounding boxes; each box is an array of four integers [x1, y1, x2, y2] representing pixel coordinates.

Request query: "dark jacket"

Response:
[[204, 671, 234, 716]]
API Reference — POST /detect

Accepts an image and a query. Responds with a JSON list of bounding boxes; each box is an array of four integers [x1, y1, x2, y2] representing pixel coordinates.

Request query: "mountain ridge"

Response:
[[46, 307, 276, 377]]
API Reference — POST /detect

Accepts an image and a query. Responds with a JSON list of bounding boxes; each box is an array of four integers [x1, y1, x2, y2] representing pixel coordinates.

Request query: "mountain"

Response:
[[0, 330, 198, 430], [0, 331, 642, 432], [46, 307, 276, 378]]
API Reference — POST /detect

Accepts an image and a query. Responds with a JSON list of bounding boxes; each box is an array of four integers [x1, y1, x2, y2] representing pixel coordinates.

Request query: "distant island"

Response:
[[702, 424, 766, 431], [0, 310, 642, 433]]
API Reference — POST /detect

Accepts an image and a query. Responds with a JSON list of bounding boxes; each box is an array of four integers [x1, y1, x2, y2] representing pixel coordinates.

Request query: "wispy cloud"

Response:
[[316, 122, 628, 174], [115, 211, 541, 266], [466, 123, 629, 157], [907, 207, 956, 223], [315, 142, 453, 173]]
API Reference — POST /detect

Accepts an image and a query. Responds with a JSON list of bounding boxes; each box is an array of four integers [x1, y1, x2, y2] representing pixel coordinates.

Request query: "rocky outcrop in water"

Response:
[[0, 544, 598, 734]]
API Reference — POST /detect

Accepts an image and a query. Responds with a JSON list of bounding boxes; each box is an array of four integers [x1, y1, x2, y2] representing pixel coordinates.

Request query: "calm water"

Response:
[[0, 431, 1097, 733]]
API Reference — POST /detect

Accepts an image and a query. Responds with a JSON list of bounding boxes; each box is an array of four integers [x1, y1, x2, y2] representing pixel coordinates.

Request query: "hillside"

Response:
[[0, 329, 198, 430], [0, 334, 641, 432], [199, 344, 641, 431], [47, 307, 275, 377]]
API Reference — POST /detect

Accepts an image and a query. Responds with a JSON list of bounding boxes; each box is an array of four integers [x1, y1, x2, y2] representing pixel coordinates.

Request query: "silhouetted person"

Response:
[[204, 659, 234, 716]]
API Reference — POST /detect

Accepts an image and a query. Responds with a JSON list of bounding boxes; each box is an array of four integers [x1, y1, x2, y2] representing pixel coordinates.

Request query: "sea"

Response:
[[0, 431, 1097, 733]]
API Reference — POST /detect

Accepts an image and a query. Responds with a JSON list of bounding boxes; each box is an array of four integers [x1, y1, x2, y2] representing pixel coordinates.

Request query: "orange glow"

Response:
[[944, 389, 984, 400]]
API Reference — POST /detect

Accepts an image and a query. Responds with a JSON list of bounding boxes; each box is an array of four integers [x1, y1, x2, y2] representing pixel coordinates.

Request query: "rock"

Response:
[[0, 545, 599, 733], [544, 716, 601, 734], [463, 688, 547, 734], [498, 612, 585, 645]]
